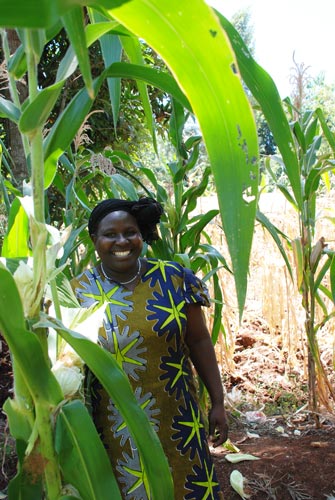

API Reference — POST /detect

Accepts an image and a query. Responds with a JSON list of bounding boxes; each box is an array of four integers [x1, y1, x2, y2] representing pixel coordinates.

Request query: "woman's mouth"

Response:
[[112, 251, 131, 257]]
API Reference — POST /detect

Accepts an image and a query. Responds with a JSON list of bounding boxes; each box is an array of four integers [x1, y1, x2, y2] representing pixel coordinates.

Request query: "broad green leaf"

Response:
[[55, 400, 121, 500], [111, 173, 140, 199], [39, 317, 174, 500], [3, 398, 32, 442], [0, 0, 64, 28], [104, 62, 191, 111], [88, 9, 122, 128], [216, 11, 301, 208], [1, 198, 30, 258], [101, 0, 259, 316], [19, 81, 64, 137], [56, 20, 121, 82], [180, 210, 220, 254], [0, 266, 63, 404], [7, 43, 27, 78], [61, 6, 94, 97], [0, 96, 20, 123]]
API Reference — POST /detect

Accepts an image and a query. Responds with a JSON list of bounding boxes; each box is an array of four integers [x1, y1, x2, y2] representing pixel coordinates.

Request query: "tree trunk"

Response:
[[2, 29, 28, 186]]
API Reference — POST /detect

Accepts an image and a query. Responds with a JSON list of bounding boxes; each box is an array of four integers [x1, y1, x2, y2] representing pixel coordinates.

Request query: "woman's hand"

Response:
[[208, 402, 229, 447]]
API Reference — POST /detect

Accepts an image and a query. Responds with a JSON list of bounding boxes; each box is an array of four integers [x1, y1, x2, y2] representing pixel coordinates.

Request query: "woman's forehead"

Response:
[[98, 210, 139, 229]]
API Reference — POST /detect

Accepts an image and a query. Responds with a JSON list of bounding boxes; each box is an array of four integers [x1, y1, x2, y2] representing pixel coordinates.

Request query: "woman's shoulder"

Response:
[[71, 267, 98, 290]]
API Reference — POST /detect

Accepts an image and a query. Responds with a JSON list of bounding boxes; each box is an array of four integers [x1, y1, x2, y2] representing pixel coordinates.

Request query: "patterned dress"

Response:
[[72, 258, 223, 500]]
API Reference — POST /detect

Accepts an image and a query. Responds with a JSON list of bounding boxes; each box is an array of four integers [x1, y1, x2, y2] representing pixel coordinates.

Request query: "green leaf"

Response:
[[88, 9, 122, 128], [111, 173, 140, 199], [0, 96, 20, 123], [3, 398, 32, 442], [61, 6, 94, 97], [39, 317, 174, 500], [216, 11, 302, 208], [19, 81, 64, 137], [104, 62, 192, 111], [0, 266, 63, 404], [316, 107, 335, 154], [329, 255, 335, 303], [55, 400, 121, 500], [102, 0, 259, 316], [43, 83, 97, 188], [1, 198, 30, 258], [0, 0, 64, 28], [256, 210, 293, 280], [180, 211, 219, 255]]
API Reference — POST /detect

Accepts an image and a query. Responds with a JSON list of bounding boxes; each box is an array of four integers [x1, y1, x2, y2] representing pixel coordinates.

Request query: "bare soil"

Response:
[[213, 419, 335, 499], [1, 328, 335, 499]]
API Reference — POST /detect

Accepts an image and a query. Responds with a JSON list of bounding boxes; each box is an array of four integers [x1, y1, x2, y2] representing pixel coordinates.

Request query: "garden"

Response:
[[1, 0, 335, 499]]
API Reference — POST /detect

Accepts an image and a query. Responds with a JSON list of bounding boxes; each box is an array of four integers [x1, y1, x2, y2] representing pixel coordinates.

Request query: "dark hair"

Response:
[[88, 197, 164, 244]]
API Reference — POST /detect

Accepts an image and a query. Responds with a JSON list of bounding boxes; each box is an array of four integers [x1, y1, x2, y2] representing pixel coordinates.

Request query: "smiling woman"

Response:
[[71, 197, 229, 500]]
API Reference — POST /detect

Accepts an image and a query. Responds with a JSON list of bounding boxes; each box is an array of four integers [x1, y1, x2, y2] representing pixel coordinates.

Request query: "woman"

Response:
[[72, 197, 228, 500]]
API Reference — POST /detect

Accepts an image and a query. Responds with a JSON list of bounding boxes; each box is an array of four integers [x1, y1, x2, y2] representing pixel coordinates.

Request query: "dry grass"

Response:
[[198, 191, 335, 415]]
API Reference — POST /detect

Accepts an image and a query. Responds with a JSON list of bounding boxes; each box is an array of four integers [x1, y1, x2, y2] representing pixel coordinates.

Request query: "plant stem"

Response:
[[35, 403, 62, 500]]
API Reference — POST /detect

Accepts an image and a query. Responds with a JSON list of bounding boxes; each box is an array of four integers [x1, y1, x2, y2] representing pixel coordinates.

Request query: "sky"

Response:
[[207, 0, 335, 98]]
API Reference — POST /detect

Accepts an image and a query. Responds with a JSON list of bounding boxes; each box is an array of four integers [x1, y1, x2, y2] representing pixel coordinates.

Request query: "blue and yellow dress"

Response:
[[72, 258, 222, 500]]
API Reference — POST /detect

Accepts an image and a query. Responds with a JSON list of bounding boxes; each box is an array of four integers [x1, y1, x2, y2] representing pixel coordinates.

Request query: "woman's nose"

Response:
[[114, 233, 128, 244]]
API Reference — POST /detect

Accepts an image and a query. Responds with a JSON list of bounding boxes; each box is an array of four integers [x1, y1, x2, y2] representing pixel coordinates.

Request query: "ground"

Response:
[[212, 418, 335, 499], [1, 329, 335, 499]]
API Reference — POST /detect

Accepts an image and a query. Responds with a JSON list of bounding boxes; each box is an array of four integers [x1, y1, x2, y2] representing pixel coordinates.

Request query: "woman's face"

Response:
[[92, 210, 143, 272]]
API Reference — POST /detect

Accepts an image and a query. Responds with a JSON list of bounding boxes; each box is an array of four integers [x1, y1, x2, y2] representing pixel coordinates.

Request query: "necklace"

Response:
[[100, 259, 142, 285]]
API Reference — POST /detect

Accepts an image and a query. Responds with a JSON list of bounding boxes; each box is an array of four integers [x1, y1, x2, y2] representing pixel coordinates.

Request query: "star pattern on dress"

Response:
[[172, 398, 207, 460], [117, 451, 150, 500], [185, 459, 220, 500], [160, 346, 191, 399], [107, 387, 160, 447], [147, 288, 186, 339], [99, 325, 147, 381], [143, 259, 182, 286]]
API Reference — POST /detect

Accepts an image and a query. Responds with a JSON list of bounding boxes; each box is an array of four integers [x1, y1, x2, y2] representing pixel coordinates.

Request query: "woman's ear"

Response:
[[90, 234, 97, 245]]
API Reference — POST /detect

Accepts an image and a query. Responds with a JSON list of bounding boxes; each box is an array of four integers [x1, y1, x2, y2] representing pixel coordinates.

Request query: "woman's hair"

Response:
[[88, 197, 164, 244]]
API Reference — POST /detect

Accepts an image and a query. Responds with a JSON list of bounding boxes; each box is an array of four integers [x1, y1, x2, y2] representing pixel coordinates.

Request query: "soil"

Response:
[[1, 331, 335, 499]]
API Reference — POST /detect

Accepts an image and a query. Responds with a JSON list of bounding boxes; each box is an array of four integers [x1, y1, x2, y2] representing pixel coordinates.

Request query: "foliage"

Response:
[[216, 10, 335, 413], [0, 0, 261, 498]]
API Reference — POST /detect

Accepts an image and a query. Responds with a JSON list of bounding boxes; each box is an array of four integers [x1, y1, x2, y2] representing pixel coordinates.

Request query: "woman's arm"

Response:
[[185, 303, 228, 446]]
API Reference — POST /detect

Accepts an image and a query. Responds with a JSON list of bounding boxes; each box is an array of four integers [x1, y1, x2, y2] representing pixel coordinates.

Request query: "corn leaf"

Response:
[[19, 81, 64, 137], [0, 96, 20, 123], [61, 6, 94, 97], [256, 210, 293, 280], [55, 400, 122, 500], [0, 266, 63, 404], [99, 0, 259, 316], [216, 10, 302, 209], [1, 198, 30, 258], [88, 9, 122, 129], [0, 0, 63, 28], [38, 316, 174, 500]]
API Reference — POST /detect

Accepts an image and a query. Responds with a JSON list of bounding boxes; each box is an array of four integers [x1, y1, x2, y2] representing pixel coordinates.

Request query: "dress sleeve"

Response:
[[183, 267, 210, 307]]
